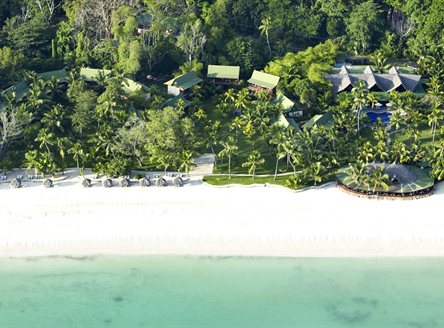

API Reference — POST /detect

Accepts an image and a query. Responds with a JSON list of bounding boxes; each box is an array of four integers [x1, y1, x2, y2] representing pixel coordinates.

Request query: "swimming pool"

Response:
[[366, 111, 392, 125]]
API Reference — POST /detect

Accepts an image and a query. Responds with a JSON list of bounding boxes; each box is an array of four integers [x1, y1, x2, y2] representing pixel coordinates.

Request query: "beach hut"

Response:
[[119, 177, 130, 187], [247, 70, 280, 95], [173, 176, 184, 187], [164, 71, 203, 96], [207, 65, 240, 85], [43, 179, 53, 188], [103, 178, 113, 188], [82, 178, 92, 188], [139, 177, 151, 187], [156, 177, 167, 187], [303, 111, 334, 129], [10, 178, 21, 189]]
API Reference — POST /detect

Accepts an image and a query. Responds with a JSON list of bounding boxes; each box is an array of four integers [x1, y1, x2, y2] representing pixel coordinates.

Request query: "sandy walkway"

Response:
[[0, 176, 443, 258]]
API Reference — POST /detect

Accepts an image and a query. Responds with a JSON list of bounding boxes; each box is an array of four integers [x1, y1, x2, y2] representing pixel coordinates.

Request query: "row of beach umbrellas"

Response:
[[9, 176, 185, 189]]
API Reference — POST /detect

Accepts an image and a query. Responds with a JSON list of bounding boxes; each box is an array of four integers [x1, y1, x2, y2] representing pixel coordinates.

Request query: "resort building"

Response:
[[302, 111, 334, 129], [325, 66, 422, 93], [80, 67, 151, 100], [165, 71, 203, 96], [273, 112, 300, 131], [207, 65, 240, 85], [247, 70, 280, 95], [161, 94, 192, 109], [80, 67, 111, 82], [273, 92, 304, 118]]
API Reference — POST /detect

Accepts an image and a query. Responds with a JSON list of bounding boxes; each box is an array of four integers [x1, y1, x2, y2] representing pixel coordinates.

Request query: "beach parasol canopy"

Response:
[[119, 177, 130, 187], [82, 178, 92, 188], [156, 177, 167, 187], [139, 177, 151, 187], [43, 178, 53, 188], [173, 176, 184, 187], [103, 178, 113, 188], [10, 178, 21, 189]]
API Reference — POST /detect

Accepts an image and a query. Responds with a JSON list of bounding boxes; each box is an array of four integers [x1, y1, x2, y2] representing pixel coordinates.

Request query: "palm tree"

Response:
[[305, 162, 325, 186], [178, 150, 196, 174], [224, 89, 236, 104], [344, 161, 366, 186], [428, 101, 442, 142], [242, 150, 265, 180], [358, 141, 374, 163], [369, 50, 390, 73], [218, 137, 238, 179], [24, 150, 43, 175], [389, 109, 404, 132], [35, 128, 55, 155], [367, 93, 378, 108], [351, 81, 368, 134], [68, 142, 87, 170], [369, 166, 390, 193], [234, 89, 249, 114], [269, 129, 286, 180], [390, 140, 410, 163], [259, 17, 272, 57], [41, 104, 65, 133]]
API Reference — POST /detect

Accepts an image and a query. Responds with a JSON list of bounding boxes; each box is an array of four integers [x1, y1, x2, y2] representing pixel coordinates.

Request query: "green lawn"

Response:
[[203, 174, 290, 187]]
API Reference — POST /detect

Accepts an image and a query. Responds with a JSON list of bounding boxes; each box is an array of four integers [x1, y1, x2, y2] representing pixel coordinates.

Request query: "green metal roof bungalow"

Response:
[[80, 67, 112, 82], [303, 111, 334, 129], [38, 69, 68, 82], [207, 65, 240, 85], [164, 71, 203, 96], [248, 70, 280, 95], [161, 94, 192, 109], [273, 112, 300, 131]]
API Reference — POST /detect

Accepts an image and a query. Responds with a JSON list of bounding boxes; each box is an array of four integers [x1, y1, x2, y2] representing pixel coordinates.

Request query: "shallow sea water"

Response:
[[0, 256, 443, 327]]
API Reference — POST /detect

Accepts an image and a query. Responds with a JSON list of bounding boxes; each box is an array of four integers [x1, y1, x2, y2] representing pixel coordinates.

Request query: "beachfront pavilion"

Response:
[[273, 112, 300, 131], [207, 65, 240, 85], [164, 71, 203, 96], [325, 66, 422, 94], [336, 163, 434, 197], [247, 70, 280, 95]]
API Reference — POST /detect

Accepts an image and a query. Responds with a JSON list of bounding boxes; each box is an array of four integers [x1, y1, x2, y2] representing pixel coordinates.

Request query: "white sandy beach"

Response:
[[1, 167, 444, 258]]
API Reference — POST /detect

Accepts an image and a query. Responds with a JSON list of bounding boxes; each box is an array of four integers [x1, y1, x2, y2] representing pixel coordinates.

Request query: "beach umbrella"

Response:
[[10, 178, 21, 189], [156, 177, 167, 187], [43, 178, 53, 188], [139, 177, 151, 187], [173, 176, 184, 187], [119, 177, 130, 187], [103, 178, 113, 188], [82, 178, 92, 188], [375, 103, 382, 108], [386, 103, 392, 108]]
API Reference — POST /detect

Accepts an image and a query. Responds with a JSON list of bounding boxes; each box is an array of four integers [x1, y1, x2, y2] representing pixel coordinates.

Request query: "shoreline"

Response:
[[1, 174, 444, 259]]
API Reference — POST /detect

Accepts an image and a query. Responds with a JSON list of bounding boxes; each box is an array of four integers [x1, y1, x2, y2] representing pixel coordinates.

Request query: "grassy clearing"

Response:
[[203, 174, 290, 187]]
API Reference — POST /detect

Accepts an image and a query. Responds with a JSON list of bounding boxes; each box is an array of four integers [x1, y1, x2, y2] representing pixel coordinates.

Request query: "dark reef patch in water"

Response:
[[408, 319, 438, 328], [114, 296, 123, 303], [325, 297, 378, 324]]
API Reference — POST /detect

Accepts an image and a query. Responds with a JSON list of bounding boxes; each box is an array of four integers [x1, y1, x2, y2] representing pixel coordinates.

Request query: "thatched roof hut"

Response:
[[173, 176, 184, 187], [156, 177, 167, 187], [119, 177, 130, 187], [139, 177, 151, 187], [82, 178, 92, 188], [10, 178, 21, 189], [43, 178, 53, 188], [103, 178, 113, 188]]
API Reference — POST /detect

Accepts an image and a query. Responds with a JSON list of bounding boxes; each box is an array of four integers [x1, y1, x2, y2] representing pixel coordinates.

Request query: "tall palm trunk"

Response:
[[266, 33, 271, 57], [274, 154, 279, 181], [228, 155, 231, 179]]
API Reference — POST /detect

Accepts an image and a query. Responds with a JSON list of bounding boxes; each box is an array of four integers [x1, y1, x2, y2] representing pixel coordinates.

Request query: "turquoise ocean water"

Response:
[[0, 256, 444, 327]]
